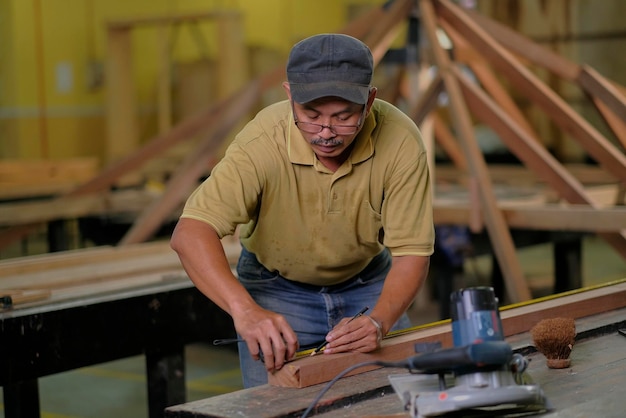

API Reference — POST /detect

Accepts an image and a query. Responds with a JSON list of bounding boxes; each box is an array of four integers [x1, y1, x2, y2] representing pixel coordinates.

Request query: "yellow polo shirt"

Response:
[[180, 99, 434, 286]]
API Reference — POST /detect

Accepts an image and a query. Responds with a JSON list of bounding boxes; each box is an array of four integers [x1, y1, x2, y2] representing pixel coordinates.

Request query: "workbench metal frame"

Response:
[[0, 280, 235, 418]]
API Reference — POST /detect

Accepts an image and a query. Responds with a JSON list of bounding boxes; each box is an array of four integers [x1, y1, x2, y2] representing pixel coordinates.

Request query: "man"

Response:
[[171, 33, 434, 387]]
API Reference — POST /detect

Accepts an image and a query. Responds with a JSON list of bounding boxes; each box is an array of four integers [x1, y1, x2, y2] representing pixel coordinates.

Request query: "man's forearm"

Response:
[[170, 218, 257, 317], [370, 255, 430, 335]]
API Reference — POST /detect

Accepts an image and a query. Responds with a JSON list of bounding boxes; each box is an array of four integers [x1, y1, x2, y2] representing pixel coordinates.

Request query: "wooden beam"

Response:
[[464, 8, 626, 151], [0, 158, 99, 200], [579, 66, 626, 150], [440, 19, 540, 142], [592, 93, 626, 151], [577, 65, 626, 124], [0, 240, 240, 279], [156, 25, 172, 134], [454, 66, 626, 257], [432, 113, 467, 170], [435, 0, 626, 183], [0, 85, 253, 250], [0, 190, 164, 226], [5, 189, 623, 233], [270, 321, 453, 388], [268, 280, 626, 387], [435, 164, 618, 186], [433, 202, 626, 232], [420, 0, 531, 303], [119, 81, 261, 245], [464, 8, 580, 82], [407, 72, 444, 125], [105, 25, 138, 163], [362, 0, 413, 65], [216, 13, 248, 99], [453, 66, 593, 205]]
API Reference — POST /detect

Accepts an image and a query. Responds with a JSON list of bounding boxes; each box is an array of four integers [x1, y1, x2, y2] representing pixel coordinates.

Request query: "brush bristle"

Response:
[[530, 317, 576, 369]]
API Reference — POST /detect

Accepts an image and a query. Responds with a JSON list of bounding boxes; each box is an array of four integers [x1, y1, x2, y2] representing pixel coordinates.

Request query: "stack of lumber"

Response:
[[0, 238, 241, 310], [0, 158, 98, 200]]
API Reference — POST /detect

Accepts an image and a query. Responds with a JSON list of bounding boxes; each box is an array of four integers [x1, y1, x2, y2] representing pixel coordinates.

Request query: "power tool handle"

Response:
[[406, 341, 512, 373]]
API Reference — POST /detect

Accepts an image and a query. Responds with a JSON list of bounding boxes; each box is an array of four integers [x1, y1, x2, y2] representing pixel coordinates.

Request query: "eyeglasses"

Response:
[[293, 103, 366, 135]]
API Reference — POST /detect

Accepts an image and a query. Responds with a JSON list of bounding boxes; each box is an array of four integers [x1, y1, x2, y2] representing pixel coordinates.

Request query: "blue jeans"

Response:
[[235, 247, 411, 387]]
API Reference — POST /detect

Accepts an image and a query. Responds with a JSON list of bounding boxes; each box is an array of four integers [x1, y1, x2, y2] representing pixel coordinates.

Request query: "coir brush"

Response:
[[530, 317, 576, 369]]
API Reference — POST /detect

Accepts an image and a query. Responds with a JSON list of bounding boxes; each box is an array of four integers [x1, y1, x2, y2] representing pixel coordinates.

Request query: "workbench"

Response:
[[165, 297, 626, 418], [0, 242, 238, 418], [0, 279, 235, 418]]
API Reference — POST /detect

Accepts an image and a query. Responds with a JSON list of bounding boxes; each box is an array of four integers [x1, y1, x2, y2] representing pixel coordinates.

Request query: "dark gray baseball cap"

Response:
[[286, 33, 373, 105]]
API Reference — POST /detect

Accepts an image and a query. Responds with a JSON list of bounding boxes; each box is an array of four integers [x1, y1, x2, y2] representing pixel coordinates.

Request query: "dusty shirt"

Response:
[[180, 99, 434, 286]]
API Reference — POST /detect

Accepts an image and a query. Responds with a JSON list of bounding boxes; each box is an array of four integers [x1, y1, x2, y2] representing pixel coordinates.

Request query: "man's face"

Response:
[[292, 97, 365, 160], [283, 82, 376, 166]]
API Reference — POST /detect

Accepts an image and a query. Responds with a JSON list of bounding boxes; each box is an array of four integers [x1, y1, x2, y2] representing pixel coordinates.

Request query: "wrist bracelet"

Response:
[[366, 316, 383, 345]]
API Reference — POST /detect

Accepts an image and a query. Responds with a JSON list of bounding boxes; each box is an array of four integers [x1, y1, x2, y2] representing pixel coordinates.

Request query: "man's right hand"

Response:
[[233, 306, 299, 373], [171, 219, 298, 372]]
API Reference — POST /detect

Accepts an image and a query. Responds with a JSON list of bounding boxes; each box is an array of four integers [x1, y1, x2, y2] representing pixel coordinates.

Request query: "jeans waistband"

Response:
[[238, 246, 391, 291]]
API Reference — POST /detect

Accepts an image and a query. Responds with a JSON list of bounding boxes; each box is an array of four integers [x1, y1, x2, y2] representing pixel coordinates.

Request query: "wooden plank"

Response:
[[577, 65, 626, 124], [362, 0, 414, 65], [435, 164, 617, 186], [0, 289, 52, 308], [268, 280, 626, 388], [0, 85, 254, 251], [339, 4, 387, 40], [580, 66, 626, 150], [0, 183, 84, 201], [0, 158, 98, 186], [454, 67, 593, 204], [407, 73, 444, 125], [0, 190, 162, 226], [156, 25, 172, 134], [499, 280, 626, 335], [439, 20, 539, 142], [0, 248, 183, 290], [434, 0, 626, 182], [420, 0, 532, 303], [0, 239, 241, 308], [464, 8, 580, 82], [269, 322, 453, 388], [0, 158, 99, 199], [0, 240, 240, 280], [433, 202, 626, 232], [432, 113, 467, 170], [217, 14, 248, 99], [454, 66, 626, 257], [118, 81, 261, 245], [105, 26, 138, 163], [592, 93, 626, 151]]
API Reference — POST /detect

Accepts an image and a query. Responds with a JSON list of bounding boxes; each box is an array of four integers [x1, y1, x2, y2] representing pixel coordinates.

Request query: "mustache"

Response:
[[309, 138, 343, 146]]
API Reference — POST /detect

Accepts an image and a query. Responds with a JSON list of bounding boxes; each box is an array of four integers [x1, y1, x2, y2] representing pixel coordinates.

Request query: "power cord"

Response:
[[299, 358, 418, 418]]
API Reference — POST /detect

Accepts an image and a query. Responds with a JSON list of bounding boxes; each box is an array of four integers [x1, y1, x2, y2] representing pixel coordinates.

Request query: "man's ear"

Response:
[[282, 82, 292, 100], [366, 87, 377, 113]]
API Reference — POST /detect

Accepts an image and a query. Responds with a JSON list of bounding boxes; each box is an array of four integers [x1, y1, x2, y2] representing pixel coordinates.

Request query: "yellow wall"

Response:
[[0, 0, 386, 163]]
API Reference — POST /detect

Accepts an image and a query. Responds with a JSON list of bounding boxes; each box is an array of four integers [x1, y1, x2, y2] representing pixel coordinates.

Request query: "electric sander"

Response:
[[389, 287, 550, 417]]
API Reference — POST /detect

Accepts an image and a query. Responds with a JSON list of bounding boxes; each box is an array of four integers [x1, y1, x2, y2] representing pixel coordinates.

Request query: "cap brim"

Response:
[[290, 81, 370, 105]]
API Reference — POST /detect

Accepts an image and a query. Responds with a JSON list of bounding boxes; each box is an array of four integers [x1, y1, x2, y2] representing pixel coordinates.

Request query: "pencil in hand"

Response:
[[310, 306, 369, 356]]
